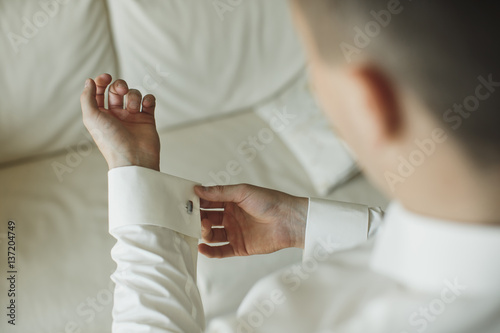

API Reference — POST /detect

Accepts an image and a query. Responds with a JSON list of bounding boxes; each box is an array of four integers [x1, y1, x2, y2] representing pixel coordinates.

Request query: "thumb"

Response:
[[80, 79, 99, 122], [194, 184, 250, 204]]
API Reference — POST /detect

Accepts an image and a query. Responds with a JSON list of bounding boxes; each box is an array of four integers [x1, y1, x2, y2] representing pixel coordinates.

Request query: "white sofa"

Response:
[[0, 1, 387, 332]]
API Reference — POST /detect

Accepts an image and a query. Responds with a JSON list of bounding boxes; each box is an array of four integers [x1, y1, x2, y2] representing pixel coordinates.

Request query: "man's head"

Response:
[[291, 0, 500, 221]]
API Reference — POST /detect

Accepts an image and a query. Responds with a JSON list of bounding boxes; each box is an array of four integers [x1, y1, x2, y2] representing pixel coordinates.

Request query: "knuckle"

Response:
[[127, 90, 142, 101], [213, 185, 225, 194], [239, 183, 251, 192], [237, 183, 253, 200]]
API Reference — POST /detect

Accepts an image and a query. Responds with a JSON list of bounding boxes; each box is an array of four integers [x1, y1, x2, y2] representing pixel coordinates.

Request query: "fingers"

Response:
[[80, 79, 99, 124], [83, 74, 156, 118], [199, 198, 225, 209], [202, 219, 228, 243], [201, 211, 226, 244], [125, 90, 156, 115], [108, 79, 128, 109], [126, 89, 142, 113], [142, 94, 156, 115], [195, 184, 250, 206], [94, 73, 112, 108], [200, 210, 224, 225], [198, 243, 235, 259]]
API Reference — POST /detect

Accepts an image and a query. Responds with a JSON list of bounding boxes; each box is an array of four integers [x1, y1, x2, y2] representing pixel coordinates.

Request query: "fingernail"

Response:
[[84, 79, 90, 88]]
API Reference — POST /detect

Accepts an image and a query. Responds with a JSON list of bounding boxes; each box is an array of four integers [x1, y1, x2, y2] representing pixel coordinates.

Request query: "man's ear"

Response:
[[351, 65, 403, 141]]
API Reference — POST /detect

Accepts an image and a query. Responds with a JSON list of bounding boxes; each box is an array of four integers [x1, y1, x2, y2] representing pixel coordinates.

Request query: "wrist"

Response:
[[107, 153, 160, 171], [288, 196, 309, 249]]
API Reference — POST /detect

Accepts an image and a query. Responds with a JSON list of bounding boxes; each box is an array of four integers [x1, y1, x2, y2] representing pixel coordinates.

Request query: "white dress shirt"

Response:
[[108, 166, 500, 333]]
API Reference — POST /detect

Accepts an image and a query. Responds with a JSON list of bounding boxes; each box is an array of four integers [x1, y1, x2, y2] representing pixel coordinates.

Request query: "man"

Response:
[[80, 1, 500, 332]]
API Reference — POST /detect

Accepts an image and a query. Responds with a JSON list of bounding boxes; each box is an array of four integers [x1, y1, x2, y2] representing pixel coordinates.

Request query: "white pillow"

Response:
[[255, 73, 359, 195], [106, 0, 305, 130], [0, 0, 117, 164]]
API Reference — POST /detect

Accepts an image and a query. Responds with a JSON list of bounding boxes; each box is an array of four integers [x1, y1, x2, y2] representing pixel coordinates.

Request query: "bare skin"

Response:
[[195, 184, 308, 258], [81, 73, 160, 171]]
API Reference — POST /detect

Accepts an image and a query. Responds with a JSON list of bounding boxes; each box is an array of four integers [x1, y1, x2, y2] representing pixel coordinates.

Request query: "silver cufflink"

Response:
[[186, 200, 194, 214]]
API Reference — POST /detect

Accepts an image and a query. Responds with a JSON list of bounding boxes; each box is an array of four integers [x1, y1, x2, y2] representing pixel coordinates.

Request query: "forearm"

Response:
[[110, 225, 204, 333], [108, 167, 205, 332]]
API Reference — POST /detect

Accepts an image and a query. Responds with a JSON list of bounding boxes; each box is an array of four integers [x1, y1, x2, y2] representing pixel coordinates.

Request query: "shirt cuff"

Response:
[[108, 166, 201, 239], [303, 198, 369, 260]]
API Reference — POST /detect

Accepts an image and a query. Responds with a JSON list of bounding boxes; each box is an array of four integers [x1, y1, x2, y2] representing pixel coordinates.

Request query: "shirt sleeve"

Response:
[[303, 198, 384, 260], [108, 166, 205, 333]]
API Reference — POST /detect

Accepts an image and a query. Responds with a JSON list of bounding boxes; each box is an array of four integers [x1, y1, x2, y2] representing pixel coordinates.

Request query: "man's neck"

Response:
[[398, 164, 500, 226]]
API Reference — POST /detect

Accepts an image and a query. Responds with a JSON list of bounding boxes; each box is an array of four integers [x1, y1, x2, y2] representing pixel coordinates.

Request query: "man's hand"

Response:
[[195, 184, 309, 258], [80, 73, 161, 171]]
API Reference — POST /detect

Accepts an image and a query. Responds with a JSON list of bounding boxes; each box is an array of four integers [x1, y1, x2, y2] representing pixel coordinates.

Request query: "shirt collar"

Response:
[[370, 202, 500, 296]]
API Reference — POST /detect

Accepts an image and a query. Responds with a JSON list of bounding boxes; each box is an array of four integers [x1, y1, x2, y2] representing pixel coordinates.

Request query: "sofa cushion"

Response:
[[106, 0, 305, 130], [0, 0, 117, 164]]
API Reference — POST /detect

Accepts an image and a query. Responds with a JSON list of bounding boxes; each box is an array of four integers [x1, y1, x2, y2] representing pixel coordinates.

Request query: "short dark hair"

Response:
[[293, 0, 500, 165]]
